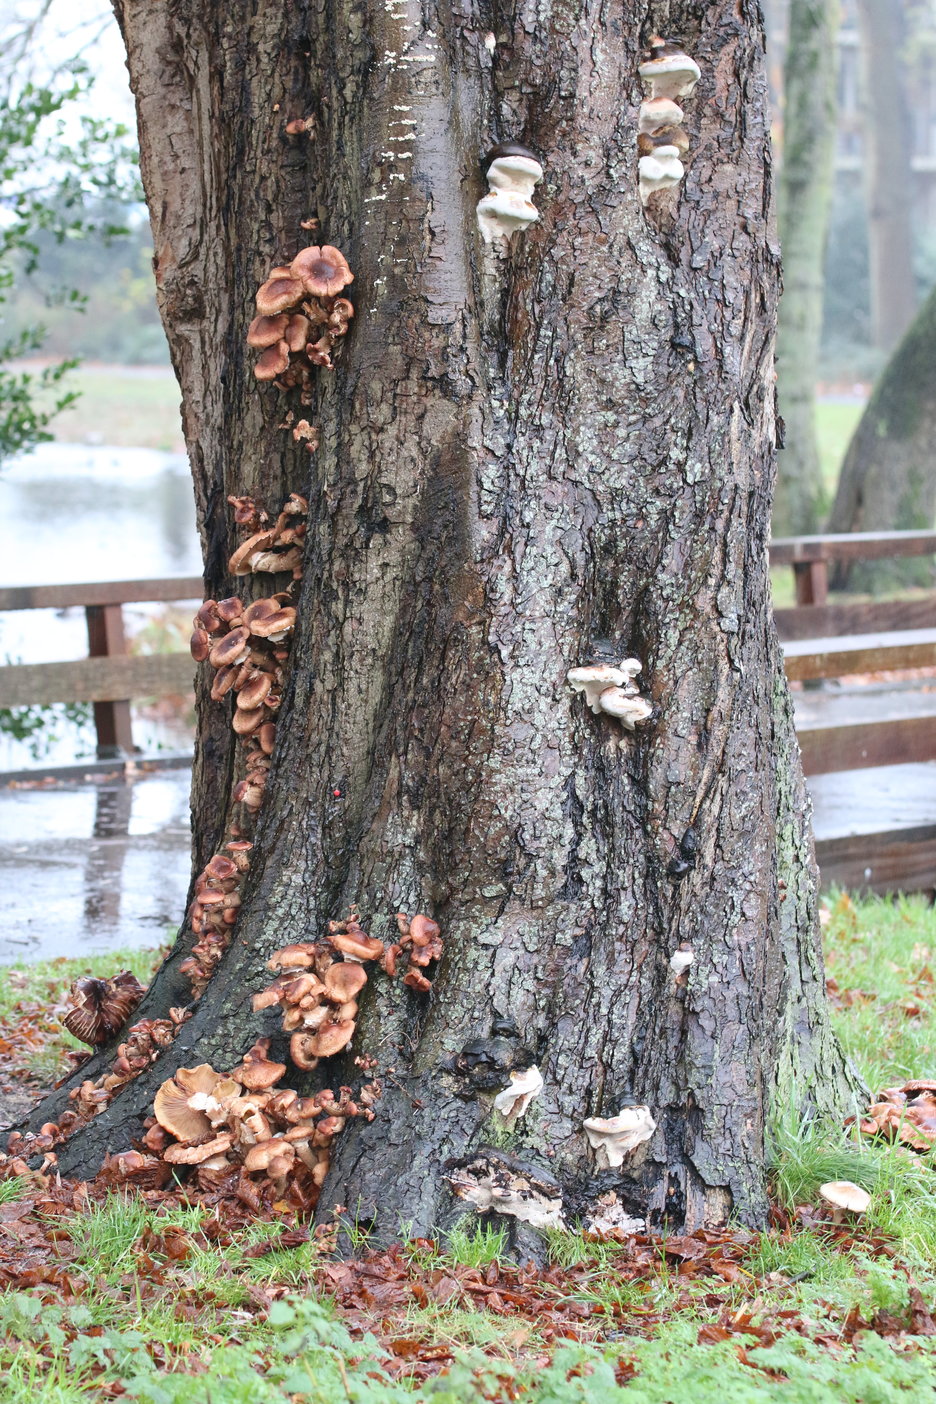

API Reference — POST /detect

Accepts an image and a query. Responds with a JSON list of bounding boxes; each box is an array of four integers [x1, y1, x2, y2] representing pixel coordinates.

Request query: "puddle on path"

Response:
[[0, 768, 192, 963]]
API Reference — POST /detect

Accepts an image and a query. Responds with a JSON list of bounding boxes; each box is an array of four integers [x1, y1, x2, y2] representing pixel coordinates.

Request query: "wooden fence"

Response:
[[1, 534, 935, 888], [0, 578, 201, 756]]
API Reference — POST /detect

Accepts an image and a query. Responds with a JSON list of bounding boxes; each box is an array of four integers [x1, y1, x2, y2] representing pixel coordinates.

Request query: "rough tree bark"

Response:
[[856, 0, 916, 353], [827, 281, 936, 556], [773, 0, 838, 537], [14, 0, 858, 1238]]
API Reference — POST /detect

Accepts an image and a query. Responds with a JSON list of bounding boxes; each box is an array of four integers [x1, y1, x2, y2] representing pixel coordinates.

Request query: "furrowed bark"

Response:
[[14, 0, 860, 1236]]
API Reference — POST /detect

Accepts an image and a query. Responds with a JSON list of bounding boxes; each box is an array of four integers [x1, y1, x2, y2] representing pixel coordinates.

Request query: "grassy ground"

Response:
[[22, 363, 184, 453], [0, 893, 935, 1400]]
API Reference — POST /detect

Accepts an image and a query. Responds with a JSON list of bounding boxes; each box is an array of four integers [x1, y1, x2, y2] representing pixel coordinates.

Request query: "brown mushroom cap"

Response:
[[230, 1050, 286, 1089], [175, 1064, 226, 1097], [247, 314, 289, 348], [324, 962, 368, 1003], [254, 340, 291, 381], [255, 273, 304, 316], [244, 1137, 296, 1173], [209, 627, 251, 669], [236, 672, 272, 710], [216, 596, 245, 624], [258, 722, 277, 755], [153, 1078, 213, 1142], [328, 930, 384, 961], [284, 314, 312, 352], [283, 972, 325, 1004], [268, 943, 318, 971], [409, 914, 441, 946], [190, 628, 210, 662], [164, 1131, 235, 1164], [289, 1031, 321, 1070], [247, 607, 296, 639], [210, 664, 239, 701], [205, 855, 238, 882], [232, 706, 267, 737], [227, 531, 278, 577], [307, 1020, 355, 1058], [289, 244, 354, 298]]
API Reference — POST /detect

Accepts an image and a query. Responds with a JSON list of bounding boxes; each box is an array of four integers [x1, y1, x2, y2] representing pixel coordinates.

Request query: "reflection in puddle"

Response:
[[0, 770, 192, 963]]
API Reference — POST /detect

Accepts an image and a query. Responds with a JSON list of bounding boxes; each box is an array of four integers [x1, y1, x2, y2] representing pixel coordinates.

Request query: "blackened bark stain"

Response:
[[14, 0, 862, 1234]]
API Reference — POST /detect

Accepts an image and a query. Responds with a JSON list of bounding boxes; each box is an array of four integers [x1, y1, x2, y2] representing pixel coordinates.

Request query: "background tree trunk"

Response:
[[773, 0, 838, 537], [15, 0, 858, 1239], [827, 282, 936, 585], [857, 0, 916, 353]]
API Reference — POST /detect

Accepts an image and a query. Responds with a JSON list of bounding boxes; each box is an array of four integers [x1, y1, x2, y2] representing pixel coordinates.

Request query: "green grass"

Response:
[[815, 399, 863, 505], [26, 363, 183, 451]]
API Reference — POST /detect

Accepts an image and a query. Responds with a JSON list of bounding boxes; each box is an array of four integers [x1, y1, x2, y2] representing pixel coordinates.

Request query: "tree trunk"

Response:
[[12, 0, 859, 1239], [826, 282, 936, 576], [857, 0, 916, 353], [773, 0, 838, 537]]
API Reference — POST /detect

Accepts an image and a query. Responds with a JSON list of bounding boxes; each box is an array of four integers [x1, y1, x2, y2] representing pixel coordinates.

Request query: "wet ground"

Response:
[[0, 766, 191, 965]]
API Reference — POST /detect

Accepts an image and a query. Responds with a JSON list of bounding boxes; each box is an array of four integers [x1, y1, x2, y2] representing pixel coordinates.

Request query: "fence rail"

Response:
[[2, 538, 936, 890], [0, 576, 201, 757]]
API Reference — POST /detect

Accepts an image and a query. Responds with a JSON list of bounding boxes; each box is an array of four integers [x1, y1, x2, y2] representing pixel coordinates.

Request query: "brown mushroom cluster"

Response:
[[179, 841, 253, 997], [5, 1006, 194, 1165], [226, 491, 308, 580], [254, 915, 385, 1072], [253, 911, 443, 1072], [143, 1043, 380, 1212], [249, 244, 354, 390], [61, 970, 146, 1047], [384, 912, 444, 994], [854, 1079, 936, 1153]]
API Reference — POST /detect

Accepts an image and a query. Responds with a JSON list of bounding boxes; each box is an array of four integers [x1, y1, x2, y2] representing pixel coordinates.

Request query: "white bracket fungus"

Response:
[[636, 38, 698, 207], [595, 688, 654, 730], [566, 659, 642, 714], [477, 142, 543, 244], [638, 147, 685, 205], [493, 1065, 544, 1121], [583, 1106, 656, 1167], [669, 946, 694, 977], [446, 1150, 563, 1228], [567, 658, 652, 729], [638, 38, 701, 100]]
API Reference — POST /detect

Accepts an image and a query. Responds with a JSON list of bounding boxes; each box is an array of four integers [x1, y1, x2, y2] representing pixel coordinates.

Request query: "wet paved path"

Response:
[[1, 756, 934, 967], [0, 768, 191, 964]]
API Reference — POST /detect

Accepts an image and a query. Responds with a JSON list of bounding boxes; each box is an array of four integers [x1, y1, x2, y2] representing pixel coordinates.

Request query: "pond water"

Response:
[[0, 442, 202, 771]]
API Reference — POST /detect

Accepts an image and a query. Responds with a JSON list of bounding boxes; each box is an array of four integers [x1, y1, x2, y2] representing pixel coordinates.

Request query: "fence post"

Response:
[[792, 558, 829, 607], [85, 604, 135, 757]]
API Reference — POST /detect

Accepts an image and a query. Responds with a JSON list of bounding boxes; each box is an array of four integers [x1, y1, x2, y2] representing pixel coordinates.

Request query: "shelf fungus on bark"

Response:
[[476, 143, 543, 244], [493, 1065, 544, 1122], [636, 37, 699, 207], [583, 1106, 657, 1168], [567, 658, 652, 729], [637, 37, 701, 100], [669, 944, 694, 978], [445, 1149, 563, 1228]]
